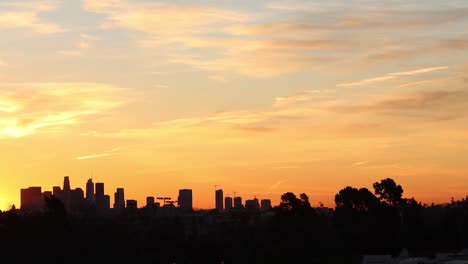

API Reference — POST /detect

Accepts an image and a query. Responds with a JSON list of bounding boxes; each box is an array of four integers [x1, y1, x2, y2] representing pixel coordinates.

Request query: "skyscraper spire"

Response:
[[86, 178, 95, 205], [63, 176, 71, 192], [62, 176, 71, 211]]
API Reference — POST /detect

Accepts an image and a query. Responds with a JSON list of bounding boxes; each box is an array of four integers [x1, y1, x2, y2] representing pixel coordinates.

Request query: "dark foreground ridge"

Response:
[[1, 178, 467, 263]]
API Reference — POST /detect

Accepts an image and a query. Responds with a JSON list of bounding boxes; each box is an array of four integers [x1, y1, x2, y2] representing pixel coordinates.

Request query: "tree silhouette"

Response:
[[335, 187, 379, 212], [279, 192, 301, 210], [299, 193, 311, 208], [373, 178, 403, 207], [279, 192, 313, 214], [44, 195, 66, 217]]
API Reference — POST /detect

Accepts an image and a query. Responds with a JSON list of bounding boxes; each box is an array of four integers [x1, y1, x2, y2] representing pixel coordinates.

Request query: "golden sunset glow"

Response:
[[1, 0, 468, 211]]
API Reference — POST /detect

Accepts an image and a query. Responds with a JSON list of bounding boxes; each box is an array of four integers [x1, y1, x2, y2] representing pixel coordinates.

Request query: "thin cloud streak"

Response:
[[269, 179, 288, 190], [390, 66, 449, 76], [77, 153, 114, 160], [337, 75, 396, 87], [352, 160, 370, 166], [337, 66, 449, 87], [328, 89, 468, 118], [77, 147, 120, 160]]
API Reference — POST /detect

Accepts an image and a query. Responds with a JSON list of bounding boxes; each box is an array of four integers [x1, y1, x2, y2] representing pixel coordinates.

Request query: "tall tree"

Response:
[[299, 193, 311, 208], [373, 178, 403, 207], [335, 187, 379, 212], [280, 192, 301, 210]]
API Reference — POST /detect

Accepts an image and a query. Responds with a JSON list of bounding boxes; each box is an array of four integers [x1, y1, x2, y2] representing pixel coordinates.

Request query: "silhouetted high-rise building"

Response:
[[103, 195, 110, 209], [71, 188, 84, 211], [53, 186, 62, 200], [215, 189, 223, 211], [21, 187, 43, 211], [260, 199, 272, 211], [86, 178, 94, 205], [224, 197, 233, 210], [95, 182, 109, 210], [114, 188, 125, 209], [245, 198, 260, 211], [95, 182, 104, 197], [146, 196, 155, 207], [126, 199, 137, 209], [63, 176, 71, 192], [62, 176, 71, 211], [234, 196, 243, 209], [178, 189, 193, 210]]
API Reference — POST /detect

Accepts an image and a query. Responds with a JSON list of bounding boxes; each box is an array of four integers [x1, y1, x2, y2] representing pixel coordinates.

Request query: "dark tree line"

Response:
[[0, 178, 467, 263]]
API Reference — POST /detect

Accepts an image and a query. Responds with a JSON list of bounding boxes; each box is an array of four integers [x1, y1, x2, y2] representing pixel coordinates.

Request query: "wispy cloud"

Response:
[[208, 75, 227, 82], [80, 1, 342, 77], [274, 90, 321, 107], [352, 160, 370, 166], [337, 75, 397, 87], [0, 82, 124, 137], [329, 89, 468, 119], [82, 0, 467, 77], [78, 33, 98, 49], [0, 0, 63, 33], [390, 66, 449, 76], [337, 66, 449, 87], [77, 153, 113, 160], [77, 147, 120, 160], [269, 179, 288, 190], [58, 33, 98, 56]]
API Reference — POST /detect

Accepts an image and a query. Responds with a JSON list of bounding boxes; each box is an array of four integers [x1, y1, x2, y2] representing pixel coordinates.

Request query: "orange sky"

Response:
[[1, 0, 468, 211]]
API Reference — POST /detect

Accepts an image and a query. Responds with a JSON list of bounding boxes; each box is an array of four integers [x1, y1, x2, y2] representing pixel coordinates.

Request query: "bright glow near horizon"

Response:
[[1, 0, 468, 211]]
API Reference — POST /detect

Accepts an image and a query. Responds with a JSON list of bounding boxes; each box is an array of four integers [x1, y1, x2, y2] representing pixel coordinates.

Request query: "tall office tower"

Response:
[[63, 176, 71, 192], [245, 198, 260, 210], [215, 189, 224, 211], [95, 182, 104, 197], [114, 188, 125, 209], [20, 187, 43, 211], [260, 199, 272, 211], [126, 199, 137, 209], [178, 189, 193, 210], [95, 182, 107, 210], [233, 196, 243, 209], [86, 178, 95, 205], [146, 196, 155, 207], [224, 197, 233, 210], [71, 188, 84, 211], [103, 195, 110, 209], [62, 176, 71, 211], [52, 186, 62, 200]]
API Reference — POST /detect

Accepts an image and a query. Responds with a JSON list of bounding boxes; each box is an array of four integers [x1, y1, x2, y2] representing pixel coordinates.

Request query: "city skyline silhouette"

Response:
[[1, 1, 468, 262], [3, 175, 468, 263], [18, 175, 274, 212]]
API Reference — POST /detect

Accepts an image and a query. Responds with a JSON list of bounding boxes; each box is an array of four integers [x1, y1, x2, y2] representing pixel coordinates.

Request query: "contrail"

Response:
[[76, 147, 120, 160], [77, 153, 114, 160]]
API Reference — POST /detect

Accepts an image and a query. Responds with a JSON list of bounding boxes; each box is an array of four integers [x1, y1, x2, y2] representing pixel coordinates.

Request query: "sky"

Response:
[[1, 0, 468, 211]]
